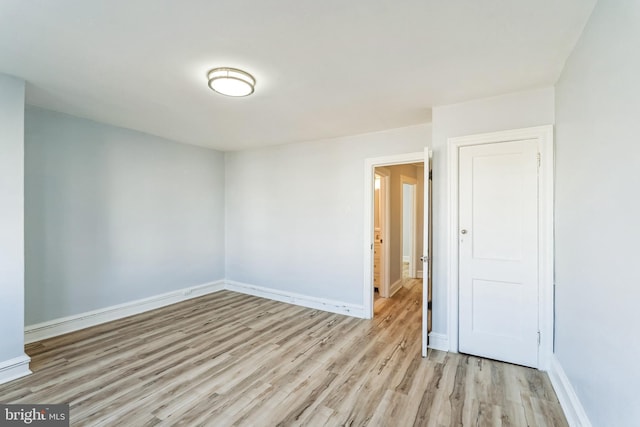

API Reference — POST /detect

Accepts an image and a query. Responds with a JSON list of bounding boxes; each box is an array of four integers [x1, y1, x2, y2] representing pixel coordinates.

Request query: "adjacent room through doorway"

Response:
[[372, 162, 425, 313], [365, 150, 433, 358]]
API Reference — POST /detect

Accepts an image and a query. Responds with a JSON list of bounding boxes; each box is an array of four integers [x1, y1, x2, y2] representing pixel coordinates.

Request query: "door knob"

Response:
[[461, 229, 468, 235]]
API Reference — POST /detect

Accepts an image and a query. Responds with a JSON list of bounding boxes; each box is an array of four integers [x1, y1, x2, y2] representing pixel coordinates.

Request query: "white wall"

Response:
[[24, 107, 226, 325], [225, 124, 431, 306], [0, 74, 27, 369], [431, 87, 555, 338], [555, 1, 640, 424]]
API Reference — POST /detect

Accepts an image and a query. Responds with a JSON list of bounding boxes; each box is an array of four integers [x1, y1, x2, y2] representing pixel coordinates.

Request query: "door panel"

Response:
[[471, 279, 524, 338], [472, 153, 525, 261], [458, 140, 538, 367]]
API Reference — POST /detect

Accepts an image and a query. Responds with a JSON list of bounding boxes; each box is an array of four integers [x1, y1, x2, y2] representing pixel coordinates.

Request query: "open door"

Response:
[[421, 149, 433, 357]]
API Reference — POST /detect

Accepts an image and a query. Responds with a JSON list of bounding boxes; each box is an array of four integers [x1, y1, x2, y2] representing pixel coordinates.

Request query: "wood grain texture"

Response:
[[0, 280, 567, 426]]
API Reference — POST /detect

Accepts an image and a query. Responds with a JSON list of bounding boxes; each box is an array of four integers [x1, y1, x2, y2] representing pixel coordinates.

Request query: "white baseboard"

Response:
[[389, 278, 403, 297], [417, 270, 423, 279], [24, 279, 370, 344], [25, 280, 225, 343], [225, 280, 366, 318], [0, 354, 32, 385], [428, 332, 449, 351], [548, 355, 593, 427]]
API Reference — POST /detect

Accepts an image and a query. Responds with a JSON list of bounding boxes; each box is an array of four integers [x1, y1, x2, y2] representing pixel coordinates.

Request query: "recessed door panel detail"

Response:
[[472, 279, 523, 339], [472, 153, 524, 262]]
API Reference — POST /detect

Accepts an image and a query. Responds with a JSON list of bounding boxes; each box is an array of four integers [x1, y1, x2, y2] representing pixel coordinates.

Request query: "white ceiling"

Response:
[[0, 1, 595, 151]]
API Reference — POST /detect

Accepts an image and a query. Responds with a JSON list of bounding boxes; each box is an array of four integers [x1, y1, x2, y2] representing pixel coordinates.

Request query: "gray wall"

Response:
[[555, 1, 640, 424], [25, 107, 226, 325], [431, 87, 555, 337], [0, 74, 26, 363], [225, 124, 431, 306]]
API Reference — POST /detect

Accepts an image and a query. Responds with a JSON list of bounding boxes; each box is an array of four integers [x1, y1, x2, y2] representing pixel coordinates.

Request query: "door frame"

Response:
[[400, 175, 418, 279], [364, 151, 426, 319], [422, 149, 433, 357], [447, 125, 554, 370]]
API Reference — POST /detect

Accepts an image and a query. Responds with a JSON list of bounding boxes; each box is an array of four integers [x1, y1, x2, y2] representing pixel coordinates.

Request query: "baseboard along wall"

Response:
[[24, 280, 226, 343], [225, 280, 366, 318], [548, 355, 593, 427], [0, 355, 32, 385], [427, 333, 449, 352], [24, 279, 366, 344], [389, 278, 403, 297]]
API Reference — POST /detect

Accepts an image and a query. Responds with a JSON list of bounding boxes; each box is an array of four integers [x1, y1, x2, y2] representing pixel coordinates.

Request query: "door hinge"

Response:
[[537, 153, 541, 167], [428, 170, 433, 180], [537, 331, 541, 346], [371, 243, 374, 250]]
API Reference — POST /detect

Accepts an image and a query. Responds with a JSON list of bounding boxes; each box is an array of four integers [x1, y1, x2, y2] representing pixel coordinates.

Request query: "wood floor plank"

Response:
[[0, 284, 567, 426]]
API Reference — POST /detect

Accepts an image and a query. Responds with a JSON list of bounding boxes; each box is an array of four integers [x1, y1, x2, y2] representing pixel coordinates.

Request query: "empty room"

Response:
[[1, 1, 638, 426]]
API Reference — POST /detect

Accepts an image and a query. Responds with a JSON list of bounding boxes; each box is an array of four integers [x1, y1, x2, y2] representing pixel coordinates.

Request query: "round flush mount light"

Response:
[[207, 67, 256, 97]]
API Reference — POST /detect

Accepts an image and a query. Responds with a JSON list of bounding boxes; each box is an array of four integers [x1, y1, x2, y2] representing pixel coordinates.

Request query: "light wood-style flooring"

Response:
[[0, 280, 567, 426]]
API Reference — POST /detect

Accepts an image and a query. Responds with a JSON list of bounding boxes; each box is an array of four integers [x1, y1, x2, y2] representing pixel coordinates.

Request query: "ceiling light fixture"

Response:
[[207, 67, 256, 97]]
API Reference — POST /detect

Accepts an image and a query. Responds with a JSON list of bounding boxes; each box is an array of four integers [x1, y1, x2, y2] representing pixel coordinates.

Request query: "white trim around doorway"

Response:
[[447, 125, 554, 370], [363, 151, 426, 319]]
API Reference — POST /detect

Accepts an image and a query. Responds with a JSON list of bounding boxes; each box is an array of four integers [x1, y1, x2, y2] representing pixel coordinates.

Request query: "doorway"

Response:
[[364, 150, 432, 357], [448, 126, 554, 369], [373, 165, 422, 299]]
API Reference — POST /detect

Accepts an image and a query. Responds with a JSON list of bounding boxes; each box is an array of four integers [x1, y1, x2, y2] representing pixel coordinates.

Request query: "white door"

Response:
[[421, 149, 432, 357], [458, 140, 539, 367]]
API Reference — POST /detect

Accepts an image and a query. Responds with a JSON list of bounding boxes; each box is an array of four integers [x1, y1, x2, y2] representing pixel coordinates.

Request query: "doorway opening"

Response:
[[364, 150, 432, 357], [372, 164, 422, 303]]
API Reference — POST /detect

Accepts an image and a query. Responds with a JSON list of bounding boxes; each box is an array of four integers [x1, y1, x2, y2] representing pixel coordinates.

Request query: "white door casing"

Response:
[[458, 140, 539, 367], [421, 149, 433, 357], [448, 126, 554, 370], [364, 151, 430, 357]]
